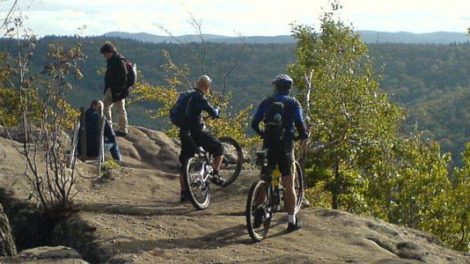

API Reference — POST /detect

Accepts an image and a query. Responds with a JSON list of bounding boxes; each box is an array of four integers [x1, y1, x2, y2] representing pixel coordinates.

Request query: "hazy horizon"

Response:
[[39, 30, 470, 38], [1, 0, 469, 37]]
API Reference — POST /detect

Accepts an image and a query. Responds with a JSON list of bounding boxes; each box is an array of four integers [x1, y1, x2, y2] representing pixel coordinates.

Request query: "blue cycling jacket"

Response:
[[252, 91, 308, 140]]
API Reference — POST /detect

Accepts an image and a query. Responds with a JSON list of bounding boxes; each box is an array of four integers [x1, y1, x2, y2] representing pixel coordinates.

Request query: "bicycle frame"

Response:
[[255, 150, 279, 209], [256, 149, 298, 212], [247, 145, 305, 241], [195, 149, 213, 183]]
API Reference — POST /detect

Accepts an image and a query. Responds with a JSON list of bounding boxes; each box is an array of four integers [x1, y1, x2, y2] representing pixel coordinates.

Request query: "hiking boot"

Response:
[[253, 207, 265, 228], [287, 217, 302, 232], [209, 172, 225, 186], [116, 131, 128, 137]]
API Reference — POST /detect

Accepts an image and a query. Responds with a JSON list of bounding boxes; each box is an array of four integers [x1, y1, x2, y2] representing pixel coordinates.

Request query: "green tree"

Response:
[[289, 5, 402, 210], [444, 144, 470, 251], [289, 4, 469, 252]]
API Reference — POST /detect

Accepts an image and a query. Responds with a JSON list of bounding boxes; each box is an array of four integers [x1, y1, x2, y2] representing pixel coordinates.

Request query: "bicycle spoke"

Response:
[[246, 180, 271, 242], [218, 137, 243, 187], [185, 158, 211, 210]]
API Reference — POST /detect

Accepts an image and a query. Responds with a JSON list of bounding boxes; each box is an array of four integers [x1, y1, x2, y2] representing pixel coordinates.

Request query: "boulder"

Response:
[[0, 203, 16, 257], [117, 126, 180, 172], [2, 246, 88, 264]]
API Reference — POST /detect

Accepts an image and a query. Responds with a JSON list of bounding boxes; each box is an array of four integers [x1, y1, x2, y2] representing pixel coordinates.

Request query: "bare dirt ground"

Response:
[[0, 126, 469, 264]]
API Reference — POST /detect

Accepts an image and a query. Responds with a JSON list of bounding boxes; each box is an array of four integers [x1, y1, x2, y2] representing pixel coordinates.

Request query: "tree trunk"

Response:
[[332, 159, 340, 209]]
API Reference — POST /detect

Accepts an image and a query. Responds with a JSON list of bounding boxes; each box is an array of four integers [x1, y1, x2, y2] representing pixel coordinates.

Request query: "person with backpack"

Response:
[[101, 42, 137, 137], [170, 75, 225, 202], [251, 74, 309, 232], [77, 100, 121, 162]]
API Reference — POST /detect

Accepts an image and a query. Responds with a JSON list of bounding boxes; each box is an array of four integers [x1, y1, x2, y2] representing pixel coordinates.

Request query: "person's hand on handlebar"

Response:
[[204, 107, 221, 120]]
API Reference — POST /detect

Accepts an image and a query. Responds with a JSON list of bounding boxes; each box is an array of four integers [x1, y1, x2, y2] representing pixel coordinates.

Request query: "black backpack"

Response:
[[169, 91, 196, 128], [263, 98, 286, 141], [113, 58, 137, 101], [120, 58, 137, 88]]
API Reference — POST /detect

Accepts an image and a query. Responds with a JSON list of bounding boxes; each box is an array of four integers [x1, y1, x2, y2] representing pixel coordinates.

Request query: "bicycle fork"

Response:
[[198, 161, 214, 183]]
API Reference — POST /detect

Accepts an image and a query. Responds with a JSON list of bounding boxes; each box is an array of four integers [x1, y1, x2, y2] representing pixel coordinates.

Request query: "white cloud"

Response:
[[0, 0, 469, 36]]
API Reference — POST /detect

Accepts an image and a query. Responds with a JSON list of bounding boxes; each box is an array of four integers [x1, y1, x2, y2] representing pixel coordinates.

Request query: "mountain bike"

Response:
[[245, 147, 305, 242], [183, 136, 243, 210]]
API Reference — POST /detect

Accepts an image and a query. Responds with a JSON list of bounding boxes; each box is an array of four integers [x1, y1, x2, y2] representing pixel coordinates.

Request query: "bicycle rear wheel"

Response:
[[218, 137, 243, 187], [294, 161, 305, 214], [246, 179, 272, 242], [184, 157, 211, 210]]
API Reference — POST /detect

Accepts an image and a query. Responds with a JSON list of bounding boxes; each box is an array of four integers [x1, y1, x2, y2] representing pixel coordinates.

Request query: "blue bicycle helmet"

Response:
[[272, 74, 293, 91]]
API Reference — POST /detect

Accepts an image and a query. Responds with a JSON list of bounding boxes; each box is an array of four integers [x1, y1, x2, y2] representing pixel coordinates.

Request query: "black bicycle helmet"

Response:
[[272, 74, 293, 91]]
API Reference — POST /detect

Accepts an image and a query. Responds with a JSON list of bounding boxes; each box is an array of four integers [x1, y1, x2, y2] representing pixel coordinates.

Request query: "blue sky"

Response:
[[1, 0, 469, 36]]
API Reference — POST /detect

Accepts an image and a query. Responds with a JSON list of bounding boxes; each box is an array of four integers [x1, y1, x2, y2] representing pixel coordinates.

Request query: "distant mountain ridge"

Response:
[[103, 31, 294, 44], [103, 31, 470, 44], [359, 31, 470, 44]]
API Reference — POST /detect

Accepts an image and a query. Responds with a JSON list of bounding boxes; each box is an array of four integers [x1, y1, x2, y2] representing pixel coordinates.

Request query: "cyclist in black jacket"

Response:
[[179, 75, 225, 202], [252, 74, 308, 232]]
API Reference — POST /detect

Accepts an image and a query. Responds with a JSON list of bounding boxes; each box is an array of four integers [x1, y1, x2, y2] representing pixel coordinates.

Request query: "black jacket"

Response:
[[77, 108, 116, 158], [104, 52, 128, 102], [186, 89, 219, 131]]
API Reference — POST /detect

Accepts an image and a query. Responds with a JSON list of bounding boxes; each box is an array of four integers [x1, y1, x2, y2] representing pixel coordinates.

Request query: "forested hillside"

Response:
[[1, 37, 470, 163], [0, 36, 294, 122], [369, 44, 470, 163]]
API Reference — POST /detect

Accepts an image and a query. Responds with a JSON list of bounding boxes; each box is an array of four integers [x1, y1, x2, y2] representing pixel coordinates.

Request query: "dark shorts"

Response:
[[179, 129, 224, 166], [265, 139, 295, 177]]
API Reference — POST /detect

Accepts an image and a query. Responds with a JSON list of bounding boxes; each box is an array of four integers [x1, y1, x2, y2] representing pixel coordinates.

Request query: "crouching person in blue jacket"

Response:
[[78, 100, 121, 162]]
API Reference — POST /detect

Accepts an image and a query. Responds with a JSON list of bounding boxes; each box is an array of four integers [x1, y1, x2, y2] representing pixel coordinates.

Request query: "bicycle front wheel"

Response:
[[219, 137, 243, 187], [294, 161, 305, 214], [246, 179, 272, 242], [184, 157, 211, 210]]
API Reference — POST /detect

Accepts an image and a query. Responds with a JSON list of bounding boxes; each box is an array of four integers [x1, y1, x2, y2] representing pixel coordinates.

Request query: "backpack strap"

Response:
[[119, 57, 129, 77], [184, 91, 197, 118]]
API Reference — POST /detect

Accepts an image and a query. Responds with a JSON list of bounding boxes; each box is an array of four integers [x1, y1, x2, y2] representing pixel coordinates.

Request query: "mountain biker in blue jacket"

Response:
[[252, 74, 308, 232], [179, 75, 225, 202]]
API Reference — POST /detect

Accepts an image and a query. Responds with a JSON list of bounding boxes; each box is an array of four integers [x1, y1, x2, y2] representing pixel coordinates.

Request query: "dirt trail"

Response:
[[0, 127, 469, 264]]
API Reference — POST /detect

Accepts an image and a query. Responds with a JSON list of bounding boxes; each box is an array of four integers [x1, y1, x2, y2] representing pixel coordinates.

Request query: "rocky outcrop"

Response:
[[0, 203, 16, 257], [117, 126, 180, 172], [0, 126, 469, 263], [1, 246, 88, 264]]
